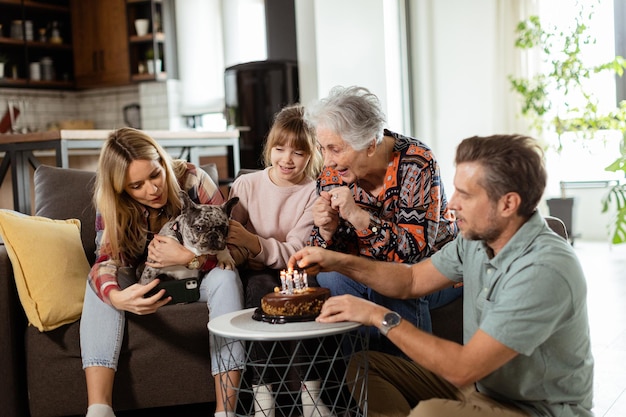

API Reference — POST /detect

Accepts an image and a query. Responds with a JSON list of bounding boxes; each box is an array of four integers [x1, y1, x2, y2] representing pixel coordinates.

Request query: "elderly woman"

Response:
[[304, 85, 461, 356]]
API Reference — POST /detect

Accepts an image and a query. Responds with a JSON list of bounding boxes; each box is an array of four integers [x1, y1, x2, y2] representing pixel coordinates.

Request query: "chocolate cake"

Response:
[[261, 286, 330, 317]]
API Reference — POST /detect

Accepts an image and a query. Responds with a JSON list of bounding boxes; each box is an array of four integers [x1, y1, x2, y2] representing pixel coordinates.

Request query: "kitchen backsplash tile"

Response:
[[1, 80, 201, 133], [0, 83, 188, 132]]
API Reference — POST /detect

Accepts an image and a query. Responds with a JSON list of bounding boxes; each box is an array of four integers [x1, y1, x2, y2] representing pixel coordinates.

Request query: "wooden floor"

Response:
[[577, 241, 626, 417]]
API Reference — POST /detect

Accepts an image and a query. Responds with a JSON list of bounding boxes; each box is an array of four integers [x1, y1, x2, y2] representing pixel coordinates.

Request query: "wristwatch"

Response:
[[380, 311, 402, 336], [187, 255, 201, 270]]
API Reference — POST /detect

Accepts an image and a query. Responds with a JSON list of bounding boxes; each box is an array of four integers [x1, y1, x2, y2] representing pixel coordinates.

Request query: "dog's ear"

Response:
[[223, 197, 239, 217], [178, 191, 195, 209]]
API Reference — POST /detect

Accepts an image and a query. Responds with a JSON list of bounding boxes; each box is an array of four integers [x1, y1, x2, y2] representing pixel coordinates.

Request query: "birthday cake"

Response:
[[260, 269, 330, 317]]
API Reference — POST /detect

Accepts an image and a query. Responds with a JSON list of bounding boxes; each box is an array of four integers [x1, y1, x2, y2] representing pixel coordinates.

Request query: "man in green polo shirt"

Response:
[[288, 134, 593, 417]]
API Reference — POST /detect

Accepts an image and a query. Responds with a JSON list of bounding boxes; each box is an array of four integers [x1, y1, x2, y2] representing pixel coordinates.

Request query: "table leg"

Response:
[[213, 330, 368, 417], [13, 150, 32, 214]]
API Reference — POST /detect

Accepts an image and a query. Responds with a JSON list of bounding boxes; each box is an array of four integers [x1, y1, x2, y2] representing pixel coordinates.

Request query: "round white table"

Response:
[[209, 308, 369, 417]]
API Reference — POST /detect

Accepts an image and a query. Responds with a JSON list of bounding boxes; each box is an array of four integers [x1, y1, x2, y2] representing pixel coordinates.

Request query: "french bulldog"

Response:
[[139, 191, 239, 284]]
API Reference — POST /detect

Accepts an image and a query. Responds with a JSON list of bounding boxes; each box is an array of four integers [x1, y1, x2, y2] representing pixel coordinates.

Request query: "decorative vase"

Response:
[[134, 19, 149, 36], [146, 59, 162, 75]]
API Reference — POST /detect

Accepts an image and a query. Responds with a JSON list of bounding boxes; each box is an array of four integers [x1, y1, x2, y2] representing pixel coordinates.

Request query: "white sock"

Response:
[[214, 411, 236, 417], [85, 404, 116, 417], [253, 384, 275, 417], [301, 380, 331, 417]]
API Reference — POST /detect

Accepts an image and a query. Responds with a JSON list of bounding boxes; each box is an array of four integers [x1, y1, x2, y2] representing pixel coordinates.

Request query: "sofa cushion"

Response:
[[0, 210, 89, 331], [34, 164, 97, 265]]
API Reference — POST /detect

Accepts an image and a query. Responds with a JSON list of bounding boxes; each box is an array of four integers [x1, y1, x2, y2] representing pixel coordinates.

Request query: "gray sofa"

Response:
[[3, 164, 569, 417]]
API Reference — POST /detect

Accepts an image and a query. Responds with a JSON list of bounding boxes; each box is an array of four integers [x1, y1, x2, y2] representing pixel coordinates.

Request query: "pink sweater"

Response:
[[229, 167, 317, 269]]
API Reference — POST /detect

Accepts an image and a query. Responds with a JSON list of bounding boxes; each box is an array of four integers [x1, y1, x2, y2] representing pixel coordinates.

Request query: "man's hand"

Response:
[[109, 279, 171, 314], [316, 294, 387, 327], [287, 246, 343, 275]]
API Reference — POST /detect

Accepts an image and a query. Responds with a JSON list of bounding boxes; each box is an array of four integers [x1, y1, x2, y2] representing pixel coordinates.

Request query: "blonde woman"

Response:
[[80, 127, 243, 417]]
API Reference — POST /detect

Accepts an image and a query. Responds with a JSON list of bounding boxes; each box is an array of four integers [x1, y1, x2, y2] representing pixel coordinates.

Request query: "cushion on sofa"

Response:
[[0, 210, 89, 332], [35, 164, 97, 265]]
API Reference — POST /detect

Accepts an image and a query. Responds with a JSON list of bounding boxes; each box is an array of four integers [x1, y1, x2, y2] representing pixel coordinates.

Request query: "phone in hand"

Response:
[[144, 277, 200, 305]]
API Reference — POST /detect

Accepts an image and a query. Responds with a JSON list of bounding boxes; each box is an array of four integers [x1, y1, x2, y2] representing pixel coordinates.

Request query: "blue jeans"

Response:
[[80, 267, 245, 376], [316, 271, 462, 358]]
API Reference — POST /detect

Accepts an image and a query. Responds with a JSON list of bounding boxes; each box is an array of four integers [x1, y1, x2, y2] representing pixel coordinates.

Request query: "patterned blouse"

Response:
[[88, 163, 224, 304], [309, 130, 457, 263]]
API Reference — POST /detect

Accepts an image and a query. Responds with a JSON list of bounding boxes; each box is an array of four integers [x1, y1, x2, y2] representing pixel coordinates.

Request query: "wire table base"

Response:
[[210, 308, 369, 417]]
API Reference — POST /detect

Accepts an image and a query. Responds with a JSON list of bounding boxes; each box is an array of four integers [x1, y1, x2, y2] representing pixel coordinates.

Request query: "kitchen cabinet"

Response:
[[0, 0, 74, 89], [71, 0, 130, 88], [126, 0, 174, 82]]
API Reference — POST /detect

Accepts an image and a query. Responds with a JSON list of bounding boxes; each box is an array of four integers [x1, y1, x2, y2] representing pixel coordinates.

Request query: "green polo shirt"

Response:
[[431, 211, 593, 417]]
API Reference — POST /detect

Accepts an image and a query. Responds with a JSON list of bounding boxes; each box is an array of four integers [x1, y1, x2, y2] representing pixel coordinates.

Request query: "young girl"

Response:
[[226, 104, 326, 417], [80, 127, 244, 417]]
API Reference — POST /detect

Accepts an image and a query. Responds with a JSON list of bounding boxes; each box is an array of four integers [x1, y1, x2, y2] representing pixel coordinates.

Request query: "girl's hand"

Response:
[[227, 220, 261, 256], [109, 279, 171, 314], [146, 234, 194, 268]]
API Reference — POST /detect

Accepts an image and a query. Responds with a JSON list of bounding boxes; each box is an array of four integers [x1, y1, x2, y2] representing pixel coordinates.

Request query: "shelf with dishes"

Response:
[[0, 0, 73, 87], [126, 0, 169, 82]]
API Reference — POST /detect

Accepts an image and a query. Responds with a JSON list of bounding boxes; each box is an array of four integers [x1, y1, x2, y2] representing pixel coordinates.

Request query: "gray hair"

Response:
[[304, 85, 386, 151]]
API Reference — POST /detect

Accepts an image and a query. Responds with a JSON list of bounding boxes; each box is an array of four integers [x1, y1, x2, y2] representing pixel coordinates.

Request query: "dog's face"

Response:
[[176, 192, 239, 255]]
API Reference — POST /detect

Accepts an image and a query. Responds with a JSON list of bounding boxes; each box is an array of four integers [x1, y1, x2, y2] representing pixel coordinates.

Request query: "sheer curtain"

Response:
[[496, 0, 539, 135]]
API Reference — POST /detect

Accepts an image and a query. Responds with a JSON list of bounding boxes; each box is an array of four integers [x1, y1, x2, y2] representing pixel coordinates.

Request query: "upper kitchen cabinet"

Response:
[[71, 0, 130, 88], [0, 0, 74, 89], [126, 0, 176, 82]]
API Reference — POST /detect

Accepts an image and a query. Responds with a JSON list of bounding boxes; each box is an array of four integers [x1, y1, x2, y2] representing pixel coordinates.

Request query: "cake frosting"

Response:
[[261, 286, 330, 317], [260, 268, 330, 317]]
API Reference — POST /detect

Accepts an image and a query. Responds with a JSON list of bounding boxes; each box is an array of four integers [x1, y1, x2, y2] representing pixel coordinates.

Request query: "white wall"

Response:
[[294, 0, 615, 241], [296, 0, 507, 192], [295, 0, 391, 122]]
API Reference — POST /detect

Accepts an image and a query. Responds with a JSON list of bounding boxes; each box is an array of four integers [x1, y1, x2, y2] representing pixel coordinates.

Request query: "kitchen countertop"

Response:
[[0, 129, 240, 143], [0, 129, 241, 214]]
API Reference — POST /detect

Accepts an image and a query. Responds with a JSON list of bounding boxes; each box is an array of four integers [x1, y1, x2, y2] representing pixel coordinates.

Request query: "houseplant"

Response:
[[509, 4, 626, 244], [145, 47, 161, 75]]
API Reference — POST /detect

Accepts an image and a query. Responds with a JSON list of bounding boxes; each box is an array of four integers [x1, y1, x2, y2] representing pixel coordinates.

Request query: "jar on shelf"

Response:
[[41, 57, 55, 81], [29, 62, 41, 80], [11, 20, 23, 40], [50, 21, 62, 44], [24, 20, 33, 41]]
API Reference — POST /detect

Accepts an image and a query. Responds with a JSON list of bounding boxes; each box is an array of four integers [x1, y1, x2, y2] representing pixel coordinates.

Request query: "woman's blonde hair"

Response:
[[94, 127, 186, 261], [262, 104, 323, 179]]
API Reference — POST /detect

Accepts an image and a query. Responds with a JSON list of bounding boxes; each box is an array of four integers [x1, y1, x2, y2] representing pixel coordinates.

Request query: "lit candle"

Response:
[[294, 270, 302, 290]]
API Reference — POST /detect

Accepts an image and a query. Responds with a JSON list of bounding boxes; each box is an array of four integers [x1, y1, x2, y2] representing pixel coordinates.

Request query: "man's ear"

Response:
[[499, 192, 522, 217]]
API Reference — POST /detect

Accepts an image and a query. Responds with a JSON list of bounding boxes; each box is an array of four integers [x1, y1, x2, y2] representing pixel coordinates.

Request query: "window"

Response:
[[536, 0, 623, 193]]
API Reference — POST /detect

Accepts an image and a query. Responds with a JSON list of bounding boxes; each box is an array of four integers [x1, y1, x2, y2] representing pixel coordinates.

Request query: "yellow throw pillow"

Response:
[[0, 210, 90, 332]]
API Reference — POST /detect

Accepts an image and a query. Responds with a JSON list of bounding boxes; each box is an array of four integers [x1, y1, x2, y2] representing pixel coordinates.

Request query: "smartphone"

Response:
[[144, 278, 200, 305]]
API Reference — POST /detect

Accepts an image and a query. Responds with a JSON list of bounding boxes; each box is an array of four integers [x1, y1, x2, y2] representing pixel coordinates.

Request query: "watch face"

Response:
[[188, 257, 200, 269], [381, 311, 402, 336], [384, 312, 401, 326]]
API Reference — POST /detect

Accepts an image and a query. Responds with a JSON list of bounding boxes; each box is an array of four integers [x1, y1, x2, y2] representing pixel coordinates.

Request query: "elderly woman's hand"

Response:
[[312, 191, 340, 241], [326, 186, 371, 231]]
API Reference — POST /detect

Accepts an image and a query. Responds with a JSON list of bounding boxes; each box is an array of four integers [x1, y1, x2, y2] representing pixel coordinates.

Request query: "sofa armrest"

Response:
[[0, 244, 30, 417]]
